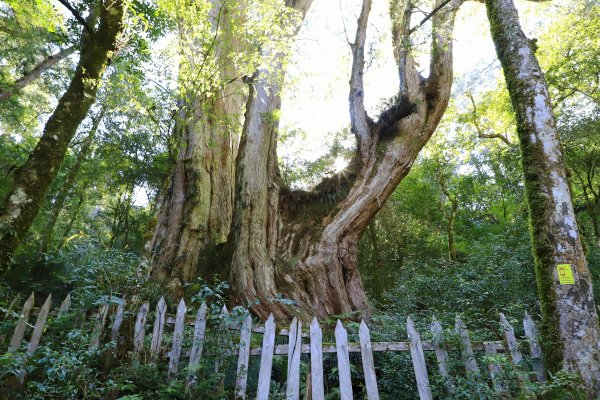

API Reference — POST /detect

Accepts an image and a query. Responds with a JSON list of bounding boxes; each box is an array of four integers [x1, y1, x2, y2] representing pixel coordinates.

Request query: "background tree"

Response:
[[0, 0, 126, 271], [486, 0, 600, 393]]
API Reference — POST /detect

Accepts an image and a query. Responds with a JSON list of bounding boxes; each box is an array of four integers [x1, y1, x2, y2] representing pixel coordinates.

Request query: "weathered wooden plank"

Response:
[[89, 303, 109, 350], [484, 341, 506, 393], [110, 300, 126, 342], [523, 312, 545, 383], [187, 302, 208, 387], [430, 317, 454, 393], [500, 313, 523, 365], [168, 298, 187, 380], [310, 318, 325, 400], [8, 293, 35, 353], [407, 317, 433, 400], [58, 293, 71, 317], [18, 294, 52, 383], [234, 314, 253, 399], [286, 318, 302, 400], [455, 316, 479, 374], [335, 320, 353, 400], [57, 293, 71, 315], [214, 305, 230, 381], [359, 320, 379, 400], [133, 301, 150, 357], [256, 314, 276, 400], [150, 296, 167, 364]]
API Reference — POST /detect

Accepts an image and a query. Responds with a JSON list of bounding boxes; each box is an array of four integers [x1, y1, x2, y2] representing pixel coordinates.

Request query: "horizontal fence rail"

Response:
[[1, 292, 546, 399]]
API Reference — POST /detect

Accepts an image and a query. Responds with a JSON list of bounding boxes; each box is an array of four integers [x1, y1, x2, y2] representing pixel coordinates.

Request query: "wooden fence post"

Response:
[[455, 316, 479, 374], [499, 313, 523, 365], [17, 294, 52, 383], [523, 312, 545, 383], [167, 298, 186, 380], [234, 314, 252, 399], [256, 314, 276, 400], [110, 300, 126, 342], [407, 317, 433, 400], [187, 302, 208, 387], [310, 317, 325, 400], [8, 292, 34, 353], [335, 320, 353, 400], [89, 303, 109, 350], [359, 320, 379, 400], [483, 341, 506, 394], [430, 316, 454, 393], [286, 318, 302, 400], [132, 301, 149, 360], [58, 293, 71, 317], [150, 296, 167, 365]]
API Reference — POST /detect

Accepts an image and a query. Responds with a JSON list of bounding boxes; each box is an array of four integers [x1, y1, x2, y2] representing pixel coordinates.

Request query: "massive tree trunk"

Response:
[[226, 0, 462, 320], [486, 0, 600, 395], [0, 0, 125, 272], [152, 0, 463, 320], [148, 1, 246, 285]]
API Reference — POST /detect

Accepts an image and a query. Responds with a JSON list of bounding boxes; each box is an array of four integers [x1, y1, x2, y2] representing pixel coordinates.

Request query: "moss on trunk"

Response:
[[486, 0, 600, 395], [0, 0, 125, 272]]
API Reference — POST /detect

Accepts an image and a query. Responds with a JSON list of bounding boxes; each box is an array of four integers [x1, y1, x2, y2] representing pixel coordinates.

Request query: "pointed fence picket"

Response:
[[1, 292, 548, 398], [150, 296, 167, 365], [167, 298, 186, 380]]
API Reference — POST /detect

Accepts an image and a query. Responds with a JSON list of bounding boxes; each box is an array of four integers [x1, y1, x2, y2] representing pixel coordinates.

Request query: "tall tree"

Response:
[[485, 0, 600, 394], [0, 0, 126, 272], [151, 0, 465, 320]]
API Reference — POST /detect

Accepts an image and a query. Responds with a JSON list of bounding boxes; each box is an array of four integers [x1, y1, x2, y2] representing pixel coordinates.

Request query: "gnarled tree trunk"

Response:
[[149, 2, 246, 285], [152, 0, 464, 320], [486, 0, 600, 395]]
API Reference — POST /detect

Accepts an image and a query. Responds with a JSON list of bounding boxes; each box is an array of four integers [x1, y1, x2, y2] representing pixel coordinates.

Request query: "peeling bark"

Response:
[[226, 0, 463, 320], [486, 0, 600, 395], [0, 0, 125, 272], [152, 0, 464, 321]]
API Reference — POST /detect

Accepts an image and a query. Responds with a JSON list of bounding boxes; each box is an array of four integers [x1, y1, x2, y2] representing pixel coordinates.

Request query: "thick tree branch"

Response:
[[0, 45, 78, 101], [57, 0, 95, 35], [466, 93, 513, 146], [348, 0, 374, 150]]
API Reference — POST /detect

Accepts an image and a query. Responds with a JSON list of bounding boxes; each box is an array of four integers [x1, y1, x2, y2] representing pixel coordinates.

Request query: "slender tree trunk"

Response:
[[56, 194, 85, 252], [486, 0, 600, 394], [0, 0, 125, 272], [0, 45, 78, 101], [38, 109, 104, 253]]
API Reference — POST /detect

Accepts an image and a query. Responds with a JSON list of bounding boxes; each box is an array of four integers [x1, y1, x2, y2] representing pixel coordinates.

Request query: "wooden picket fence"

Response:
[[1, 292, 546, 399]]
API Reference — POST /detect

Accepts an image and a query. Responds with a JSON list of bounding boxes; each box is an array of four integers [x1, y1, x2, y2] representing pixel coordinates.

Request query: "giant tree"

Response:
[[486, 0, 600, 394], [151, 0, 465, 320], [0, 0, 126, 271]]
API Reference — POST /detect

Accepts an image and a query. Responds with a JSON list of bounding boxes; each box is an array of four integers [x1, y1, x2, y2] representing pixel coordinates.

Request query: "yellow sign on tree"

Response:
[[556, 264, 575, 285]]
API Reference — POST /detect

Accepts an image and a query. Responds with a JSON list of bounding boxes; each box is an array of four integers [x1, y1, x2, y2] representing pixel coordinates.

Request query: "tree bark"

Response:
[[226, 0, 463, 320], [485, 0, 600, 395], [39, 109, 104, 253], [151, 0, 463, 321], [148, 1, 245, 285], [0, 0, 125, 272], [0, 45, 78, 101]]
